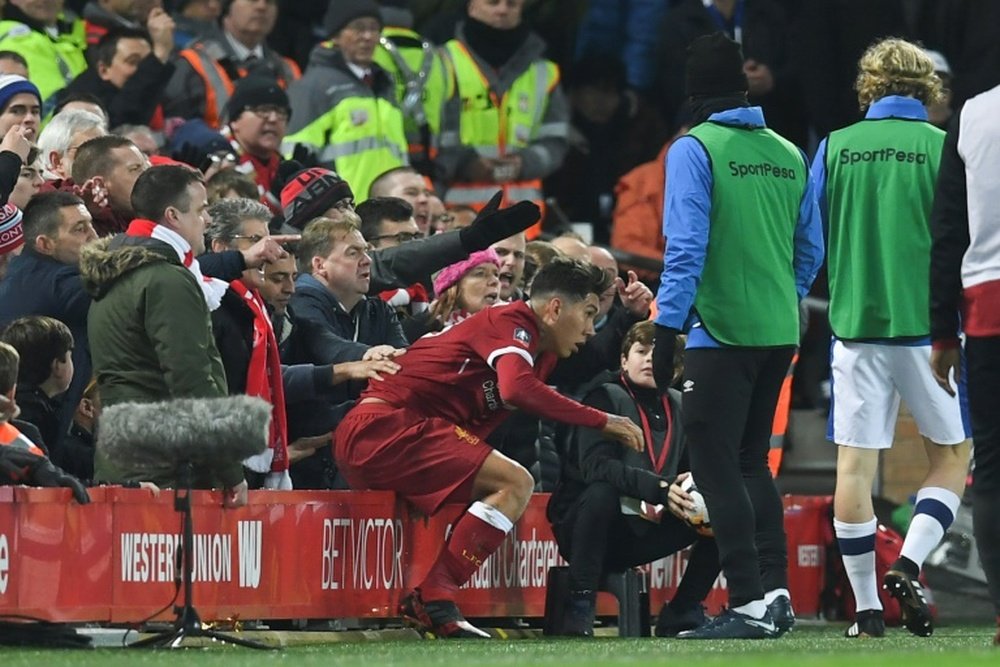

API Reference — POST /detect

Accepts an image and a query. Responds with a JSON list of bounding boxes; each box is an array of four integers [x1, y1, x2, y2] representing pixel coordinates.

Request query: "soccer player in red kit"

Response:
[[334, 259, 644, 638]]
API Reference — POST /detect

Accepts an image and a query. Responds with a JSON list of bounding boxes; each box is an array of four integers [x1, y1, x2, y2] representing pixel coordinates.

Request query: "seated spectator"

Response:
[[9, 145, 42, 208], [168, 118, 235, 173], [173, 0, 222, 48], [358, 196, 420, 251], [547, 321, 719, 637], [0, 75, 41, 142], [113, 123, 161, 157], [37, 109, 108, 182], [426, 194, 449, 234], [0, 192, 96, 454], [442, 204, 476, 231], [164, 0, 301, 129], [0, 1, 86, 112], [206, 168, 258, 204], [281, 169, 540, 295], [62, 377, 99, 481], [357, 196, 429, 319], [62, 19, 176, 129], [551, 234, 590, 262], [0, 204, 24, 281], [258, 241, 371, 490], [0, 339, 89, 502], [70, 135, 149, 236], [0, 50, 28, 78], [403, 249, 500, 341], [51, 91, 110, 125], [222, 76, 291, 206], [368, 166, 432, 235], [492, 232, 527, 302], [290, 216, 408, 383], [523, 239, 562, 293], [0, 315, 75, 456], [588, 245, 622, 332]]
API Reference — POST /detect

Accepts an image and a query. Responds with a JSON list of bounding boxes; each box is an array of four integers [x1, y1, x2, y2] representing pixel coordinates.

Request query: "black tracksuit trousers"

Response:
[[682, 346, 794, 608], [965, 336, 1000, 615]]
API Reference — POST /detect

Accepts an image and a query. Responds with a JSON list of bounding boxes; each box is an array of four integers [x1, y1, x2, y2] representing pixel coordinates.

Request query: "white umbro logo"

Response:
[[683, 380, 695, 393]]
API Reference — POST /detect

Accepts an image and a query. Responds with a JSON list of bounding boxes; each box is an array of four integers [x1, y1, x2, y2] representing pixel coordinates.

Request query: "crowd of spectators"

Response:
[[0, 0, 994, 641]]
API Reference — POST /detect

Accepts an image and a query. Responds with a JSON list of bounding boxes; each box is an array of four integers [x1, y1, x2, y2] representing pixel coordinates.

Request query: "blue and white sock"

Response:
[[900, 486, 961, 570], [834, 517, 882, 612]]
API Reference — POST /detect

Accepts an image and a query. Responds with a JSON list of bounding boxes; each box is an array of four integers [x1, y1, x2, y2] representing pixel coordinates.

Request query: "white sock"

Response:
[[733, 599, 767, 619], [834, 517, 883, 612], [467, 501, 514, 533], [764, 588, 790, 605], [900, 487, 960, 569]]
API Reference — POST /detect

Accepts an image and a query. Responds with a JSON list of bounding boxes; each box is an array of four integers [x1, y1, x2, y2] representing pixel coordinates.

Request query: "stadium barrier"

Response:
[[0, 487, 829, 624]]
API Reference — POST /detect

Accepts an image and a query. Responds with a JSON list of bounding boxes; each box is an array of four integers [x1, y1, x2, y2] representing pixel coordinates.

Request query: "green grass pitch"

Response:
[[0, 625, 996, 667]]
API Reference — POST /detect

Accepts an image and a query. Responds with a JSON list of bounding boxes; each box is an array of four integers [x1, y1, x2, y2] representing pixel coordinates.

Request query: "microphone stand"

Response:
[[128, 461, 272, 650]]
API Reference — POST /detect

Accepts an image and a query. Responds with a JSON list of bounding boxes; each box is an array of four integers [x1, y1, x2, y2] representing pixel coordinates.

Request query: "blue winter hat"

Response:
[[0, 75, 41, 112]]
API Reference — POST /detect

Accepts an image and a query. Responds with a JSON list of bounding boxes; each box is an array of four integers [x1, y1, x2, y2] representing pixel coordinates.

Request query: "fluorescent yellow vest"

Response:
[[283, 79, 408, 201], [0, 19, 86, 113], [373, 26, 452, 162], [443, 40, 558, 237]]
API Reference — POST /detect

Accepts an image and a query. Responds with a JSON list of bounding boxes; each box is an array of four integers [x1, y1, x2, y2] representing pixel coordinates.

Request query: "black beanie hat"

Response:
[[685, 32, 748, 98], [225, 76, 290, 123], [324, 0, 382, 37]]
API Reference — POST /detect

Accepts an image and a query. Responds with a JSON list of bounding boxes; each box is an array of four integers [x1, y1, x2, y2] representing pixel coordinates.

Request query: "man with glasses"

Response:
[[225, 76, 292, 205], [283, 0, 408, 205], [357, 196, 428, 320]]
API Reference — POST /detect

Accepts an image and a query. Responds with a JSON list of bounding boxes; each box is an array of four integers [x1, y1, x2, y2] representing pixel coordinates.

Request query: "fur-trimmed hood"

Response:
[[79, 236, 181, 299]]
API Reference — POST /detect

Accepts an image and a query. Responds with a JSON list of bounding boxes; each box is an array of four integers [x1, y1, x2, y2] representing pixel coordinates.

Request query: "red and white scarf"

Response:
[[125, 219, 229, 311], [231, 279, 290, 489]]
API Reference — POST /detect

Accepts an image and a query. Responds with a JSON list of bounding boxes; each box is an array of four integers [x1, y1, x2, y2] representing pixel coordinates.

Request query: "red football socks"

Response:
[[418, 510, 508, 602]]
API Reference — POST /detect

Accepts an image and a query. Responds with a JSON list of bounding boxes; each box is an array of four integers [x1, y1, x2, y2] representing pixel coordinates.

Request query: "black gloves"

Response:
[[652, 324, 681, 391], [458, 191, 541, 252], [0, 446, 91, 504], [290, 143, 319, 169]]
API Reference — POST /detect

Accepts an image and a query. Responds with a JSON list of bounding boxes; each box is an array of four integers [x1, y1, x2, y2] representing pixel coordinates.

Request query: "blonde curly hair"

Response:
[[855, 38, 944, 110]]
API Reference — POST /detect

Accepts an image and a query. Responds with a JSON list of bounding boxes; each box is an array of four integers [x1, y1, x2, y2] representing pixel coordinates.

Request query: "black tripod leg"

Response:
[[127, 628, 185, 648]]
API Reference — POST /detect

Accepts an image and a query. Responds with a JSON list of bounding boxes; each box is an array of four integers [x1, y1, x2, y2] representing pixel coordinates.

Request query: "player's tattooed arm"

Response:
[[601, 414, 644, 452]]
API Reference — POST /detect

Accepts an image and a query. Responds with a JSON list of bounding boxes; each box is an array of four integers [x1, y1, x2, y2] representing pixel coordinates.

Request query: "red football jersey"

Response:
[[362, 301, 557, 437]]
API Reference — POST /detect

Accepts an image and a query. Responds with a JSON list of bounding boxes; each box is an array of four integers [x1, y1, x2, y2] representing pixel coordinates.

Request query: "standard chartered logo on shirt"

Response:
[[727, 160, 798, 180], [838, 147, 929, 165]]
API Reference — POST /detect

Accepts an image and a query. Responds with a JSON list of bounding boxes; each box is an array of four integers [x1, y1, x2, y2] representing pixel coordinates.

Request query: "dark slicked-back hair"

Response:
[[94, 27, 151, 68], [529, 258, 613, 303], [22, 191, 85, 248], [356, 196, 413, 241], [131, 165, 204, 222]]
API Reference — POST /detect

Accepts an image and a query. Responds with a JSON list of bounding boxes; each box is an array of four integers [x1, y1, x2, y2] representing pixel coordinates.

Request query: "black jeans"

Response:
[[682, 346, 794, 607], [553, 481, 720, 609], [965, 336, 1000, 614]]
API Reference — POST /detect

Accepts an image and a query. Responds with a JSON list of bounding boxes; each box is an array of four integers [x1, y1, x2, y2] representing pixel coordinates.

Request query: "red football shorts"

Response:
[[333, 401, 494, 515]]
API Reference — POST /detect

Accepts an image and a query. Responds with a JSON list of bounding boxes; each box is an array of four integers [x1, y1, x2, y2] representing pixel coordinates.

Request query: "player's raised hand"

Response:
[[617, 270, 653, 318], [602, 413, 643, 452]]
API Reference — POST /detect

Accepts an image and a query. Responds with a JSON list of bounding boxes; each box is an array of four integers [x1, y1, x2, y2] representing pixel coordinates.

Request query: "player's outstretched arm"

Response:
[[601, 414, 643, 452]]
